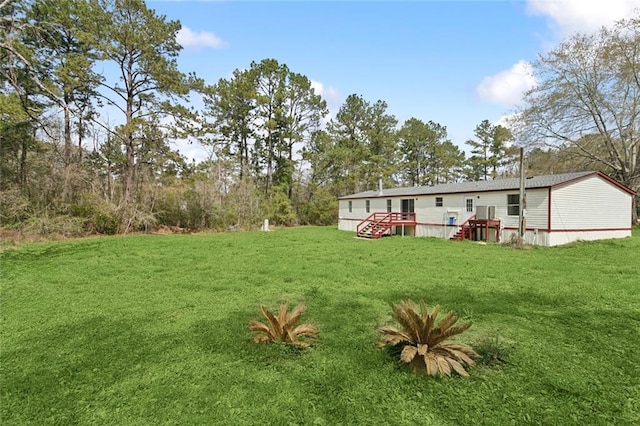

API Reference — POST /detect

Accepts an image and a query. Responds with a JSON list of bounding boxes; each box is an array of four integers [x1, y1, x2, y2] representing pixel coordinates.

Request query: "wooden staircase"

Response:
[[450, 214, 476, 241], [357, 212, 416, 239], [357, 222, 391, 239]]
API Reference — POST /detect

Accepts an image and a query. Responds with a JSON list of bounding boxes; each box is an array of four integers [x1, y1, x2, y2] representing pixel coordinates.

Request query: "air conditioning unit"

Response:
[[476, 205, 496, 220]]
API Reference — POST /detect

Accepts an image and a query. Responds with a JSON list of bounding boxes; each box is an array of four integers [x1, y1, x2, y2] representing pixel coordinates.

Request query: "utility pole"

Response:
[[518, 147, 526, 239]]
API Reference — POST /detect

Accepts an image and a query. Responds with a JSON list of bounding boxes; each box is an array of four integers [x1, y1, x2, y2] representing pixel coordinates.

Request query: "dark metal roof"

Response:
[[339, 171, 599, 199]]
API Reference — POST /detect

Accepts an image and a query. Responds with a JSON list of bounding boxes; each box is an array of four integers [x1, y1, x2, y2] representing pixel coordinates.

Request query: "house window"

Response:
[[386, 199, 392, 212], [435, 197, 443, 207], [466, 198, 474, 213], [507, 194, 519, 216], [348, 200, 352, 213], [365, 200, 370, 213]]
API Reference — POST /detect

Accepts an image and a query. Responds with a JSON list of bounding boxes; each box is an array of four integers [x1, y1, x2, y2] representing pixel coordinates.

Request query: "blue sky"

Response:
[[146, 0, 640, 161]]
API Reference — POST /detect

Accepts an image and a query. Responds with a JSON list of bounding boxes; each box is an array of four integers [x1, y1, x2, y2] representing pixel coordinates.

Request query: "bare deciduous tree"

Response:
[[516, 13, 640, 223]]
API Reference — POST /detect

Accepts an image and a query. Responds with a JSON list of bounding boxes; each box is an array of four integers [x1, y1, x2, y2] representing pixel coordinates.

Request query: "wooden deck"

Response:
[[451, 215, 501, 242]]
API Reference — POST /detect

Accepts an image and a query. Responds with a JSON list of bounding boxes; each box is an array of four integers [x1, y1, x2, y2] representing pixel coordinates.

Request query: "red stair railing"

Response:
[[454, 214, 476, 240], [357, 212, 416, 239]]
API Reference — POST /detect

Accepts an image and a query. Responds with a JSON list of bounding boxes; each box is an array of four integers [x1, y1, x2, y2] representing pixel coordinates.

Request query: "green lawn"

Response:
[[1, 227, 639, 425]]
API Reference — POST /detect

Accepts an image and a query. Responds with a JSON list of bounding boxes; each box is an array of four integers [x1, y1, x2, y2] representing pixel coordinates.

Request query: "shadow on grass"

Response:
[[1, 314, 181, 424], [187, 307, 319, 368], [4, 286, 637, 425], [382, 284, 585, 319], [1, 240, 104, 263], [4, 308, 313, 424]]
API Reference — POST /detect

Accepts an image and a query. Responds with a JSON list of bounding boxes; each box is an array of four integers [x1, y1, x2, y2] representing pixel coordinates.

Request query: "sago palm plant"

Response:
[[379, 300, 479, 377], [248, 303, 318, 347]]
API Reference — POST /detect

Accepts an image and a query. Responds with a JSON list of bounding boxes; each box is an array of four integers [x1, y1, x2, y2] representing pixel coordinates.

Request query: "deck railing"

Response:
[[357, 212, 416, 239], [457, 214, 477, 240]]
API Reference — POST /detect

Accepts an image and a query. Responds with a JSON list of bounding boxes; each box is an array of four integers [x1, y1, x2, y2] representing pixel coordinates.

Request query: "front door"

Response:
[[401, 198, 414, 220], [464, 196, 476, 220], [399, 198, 416, 235], [401, 198, 414, 213]]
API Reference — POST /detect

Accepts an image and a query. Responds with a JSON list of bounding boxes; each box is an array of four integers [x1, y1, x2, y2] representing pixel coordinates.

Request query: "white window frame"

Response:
[[507, 194, 519, 216], [465, 198, 474, 213]]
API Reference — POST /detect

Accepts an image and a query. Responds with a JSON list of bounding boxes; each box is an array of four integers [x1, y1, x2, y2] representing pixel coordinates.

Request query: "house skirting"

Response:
[[339, 218, 632, 246]]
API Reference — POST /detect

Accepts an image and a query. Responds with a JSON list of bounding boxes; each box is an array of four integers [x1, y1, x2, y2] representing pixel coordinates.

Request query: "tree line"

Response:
[[1, 0, 638, 236]]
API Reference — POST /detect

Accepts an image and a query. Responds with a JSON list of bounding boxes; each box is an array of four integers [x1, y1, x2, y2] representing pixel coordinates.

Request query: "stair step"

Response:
[[356, 213, 399, 240]]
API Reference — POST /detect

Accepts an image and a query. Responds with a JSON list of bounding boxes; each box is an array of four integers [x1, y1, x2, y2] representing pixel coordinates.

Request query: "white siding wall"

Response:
[[338, 199, 357, 231], [338, 189, 550, 236], [338, 197, 397, 231], [410, 189, 549, 230], [550, 176, 632, 230], [415, 194, 464, 225], [472, 189, 548, 230]]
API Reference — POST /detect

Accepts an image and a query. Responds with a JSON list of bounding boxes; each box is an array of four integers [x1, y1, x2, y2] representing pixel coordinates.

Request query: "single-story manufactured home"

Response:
[[338, 171, 636, 246]]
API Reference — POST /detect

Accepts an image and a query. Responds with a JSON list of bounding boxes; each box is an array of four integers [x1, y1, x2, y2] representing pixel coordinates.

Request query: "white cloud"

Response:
[[177, 26, 227, 49], [310, 79, 339, 101], [494, 112, 522, 131], [310, 79, 341, 125], [310, 79, 322, 93], [526, 0, 640, 36], [172, 138, 211, 163], [475, 60, 536, 106]]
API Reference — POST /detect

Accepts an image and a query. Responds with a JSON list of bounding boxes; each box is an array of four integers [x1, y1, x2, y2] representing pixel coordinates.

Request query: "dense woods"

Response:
[[1, 0, 638, 236]]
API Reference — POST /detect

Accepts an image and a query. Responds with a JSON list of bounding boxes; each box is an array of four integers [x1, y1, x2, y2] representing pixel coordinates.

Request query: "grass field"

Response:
[[1, 227, 639, 425]]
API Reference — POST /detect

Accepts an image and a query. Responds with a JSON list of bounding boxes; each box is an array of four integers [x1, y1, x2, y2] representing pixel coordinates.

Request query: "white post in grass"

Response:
[[262, 219, 269, 231]]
